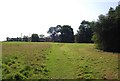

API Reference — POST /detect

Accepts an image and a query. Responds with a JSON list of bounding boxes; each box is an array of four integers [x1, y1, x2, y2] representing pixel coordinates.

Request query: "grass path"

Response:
[[46, 43, 77, 79], [46, 43, 119, 79]]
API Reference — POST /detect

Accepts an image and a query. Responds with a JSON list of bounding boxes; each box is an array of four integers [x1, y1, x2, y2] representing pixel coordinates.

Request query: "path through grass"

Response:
[[2, 42, 119, 80], [46, 43, 119, 79]]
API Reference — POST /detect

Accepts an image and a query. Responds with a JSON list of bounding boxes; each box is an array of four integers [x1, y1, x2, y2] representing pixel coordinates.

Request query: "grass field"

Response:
[[2, 42, 119, 80]]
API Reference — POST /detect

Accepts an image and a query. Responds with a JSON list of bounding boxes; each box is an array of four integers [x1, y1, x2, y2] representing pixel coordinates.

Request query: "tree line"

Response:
[[92, 5, 120, 52], [6, 5, 120, 52], [6, 34, 52, 42]]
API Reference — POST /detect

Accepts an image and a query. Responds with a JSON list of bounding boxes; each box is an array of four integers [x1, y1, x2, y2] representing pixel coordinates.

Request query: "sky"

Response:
[[0, 0, 119, 41]]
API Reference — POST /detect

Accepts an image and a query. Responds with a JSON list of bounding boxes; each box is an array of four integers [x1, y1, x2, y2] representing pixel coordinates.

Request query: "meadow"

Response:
[[2, 42, 119, 80]]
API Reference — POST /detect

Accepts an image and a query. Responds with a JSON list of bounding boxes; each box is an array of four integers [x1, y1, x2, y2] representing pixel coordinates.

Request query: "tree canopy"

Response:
[[93, 5, 120, 52], [47, 25, 74, 43], [60, 25, 74, 43], [31, 34, 39, 42], [75, 20, 93, 43], [47, 25, 61, 42]]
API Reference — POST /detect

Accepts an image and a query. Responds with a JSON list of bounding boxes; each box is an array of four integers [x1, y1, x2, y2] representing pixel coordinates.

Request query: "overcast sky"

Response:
[[0, 0, 119, 41]]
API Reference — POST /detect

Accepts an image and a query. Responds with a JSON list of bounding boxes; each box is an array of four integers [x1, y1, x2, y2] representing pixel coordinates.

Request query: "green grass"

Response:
[[2, 42, 51, 79], [2, 42, 119, 80], [0, 42, 2, 80]]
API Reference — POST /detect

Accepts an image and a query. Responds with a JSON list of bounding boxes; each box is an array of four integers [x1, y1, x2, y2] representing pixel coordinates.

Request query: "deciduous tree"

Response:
[[31, 34, 39, 42]]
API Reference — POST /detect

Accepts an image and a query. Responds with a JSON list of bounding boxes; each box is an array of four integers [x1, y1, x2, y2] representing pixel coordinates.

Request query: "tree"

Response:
[[23, 35, 29, 42], [39, 34, 45, 38], [93, 5, 120, 52], [6, 37, 9, 41], [47, 25, 74, 43], [47, 25, 61, 42], [60, 25, 74, 43], [31, 34, 39, 42], [75, 20, 93, 43]]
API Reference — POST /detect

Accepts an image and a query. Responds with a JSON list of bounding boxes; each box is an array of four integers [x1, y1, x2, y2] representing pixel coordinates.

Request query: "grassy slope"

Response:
[[2, 42, 119, 79]]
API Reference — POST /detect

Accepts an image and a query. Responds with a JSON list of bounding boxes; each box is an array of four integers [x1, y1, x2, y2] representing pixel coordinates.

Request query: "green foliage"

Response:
[[39, 34, 45, 38], [75, 20, 93, 43], [47, 25, 61, 42], [47, 25, 74, 43], [60, 25, 74, 43], [93, 5, 120, 52], [92, 33, 102, 49], [31, 34, 39, 42], [13, 72, 27, 80], [23, 36, 29, 42]]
